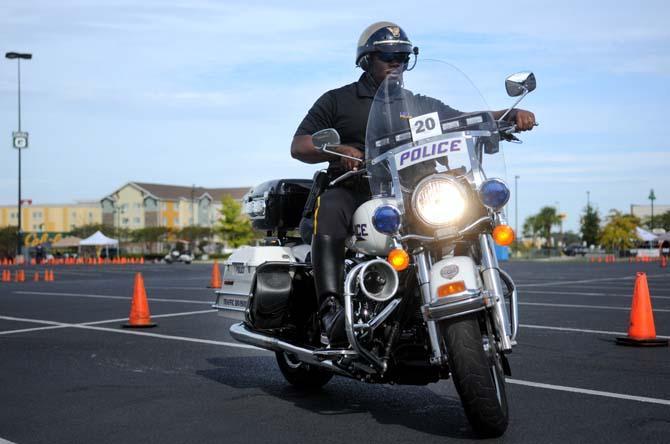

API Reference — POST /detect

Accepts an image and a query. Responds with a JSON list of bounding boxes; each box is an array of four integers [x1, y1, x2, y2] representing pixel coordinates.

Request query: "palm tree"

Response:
[[535, 206, 562, 248]]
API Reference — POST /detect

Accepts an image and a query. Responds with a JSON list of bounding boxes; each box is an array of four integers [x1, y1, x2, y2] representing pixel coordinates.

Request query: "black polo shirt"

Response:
[[295, 73, 377, 176], [295, 72, 463, 178]]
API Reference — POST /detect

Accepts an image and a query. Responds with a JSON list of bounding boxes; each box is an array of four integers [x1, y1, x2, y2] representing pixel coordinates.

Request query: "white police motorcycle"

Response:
[[215, 61, 535, 437]]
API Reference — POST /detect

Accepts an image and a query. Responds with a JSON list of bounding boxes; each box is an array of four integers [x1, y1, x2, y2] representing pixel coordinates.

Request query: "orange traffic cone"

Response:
[[616, 272, 668, 346], [661, 256, 668, 268], [19, 270, 25, 282], [123, 273, 156, 328], [208, 260, 222, 288], [33, 271, 40, 282], [2, 270, 9, 282], [48, 270, 55, 281]]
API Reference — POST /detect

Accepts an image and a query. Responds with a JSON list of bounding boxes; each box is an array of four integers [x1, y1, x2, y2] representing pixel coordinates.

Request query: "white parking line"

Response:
[[551, 282, 670, 290], [517, 274, 666, 288], [0, 315, 68, 326], [145, 286, 213, 291], [521, 290, 670, 300], [506, 378, 670, 406], [0, 325, 67, 335], [520, 302, 670, 312], [0, 310, 217, 335], [82, 309, 218, 325], [520, 323, 670, 339], [13, 291, 211, 305], [71, 324, 260, 350]]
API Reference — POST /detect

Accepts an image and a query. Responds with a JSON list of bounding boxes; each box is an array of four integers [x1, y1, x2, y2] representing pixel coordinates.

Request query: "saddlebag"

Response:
[[248, 262, 315, 330]]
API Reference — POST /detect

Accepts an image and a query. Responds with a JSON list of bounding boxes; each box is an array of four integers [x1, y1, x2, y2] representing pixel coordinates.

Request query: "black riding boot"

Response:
[[311, 233, 348, 347]]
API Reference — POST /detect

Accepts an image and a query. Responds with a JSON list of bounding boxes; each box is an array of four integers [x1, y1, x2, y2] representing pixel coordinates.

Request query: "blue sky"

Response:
[[1, 0, 668, 232]]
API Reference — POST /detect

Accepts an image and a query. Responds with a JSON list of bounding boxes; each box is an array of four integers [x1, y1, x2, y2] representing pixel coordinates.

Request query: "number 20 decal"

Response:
[[409, 111, 442, 142], [414, 117, 436, 133]]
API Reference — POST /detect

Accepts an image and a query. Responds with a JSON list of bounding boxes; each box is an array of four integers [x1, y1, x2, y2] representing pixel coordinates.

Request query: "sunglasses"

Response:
[[375, 52, 410, 64]]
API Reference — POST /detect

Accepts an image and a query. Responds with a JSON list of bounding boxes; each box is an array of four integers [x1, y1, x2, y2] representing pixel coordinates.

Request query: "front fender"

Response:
[[421, 256, 486, 321]]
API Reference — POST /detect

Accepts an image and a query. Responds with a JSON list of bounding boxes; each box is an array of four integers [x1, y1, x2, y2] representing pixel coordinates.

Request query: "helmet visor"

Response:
[[374, 41, 413, 54], [375, 52, 411, 64]]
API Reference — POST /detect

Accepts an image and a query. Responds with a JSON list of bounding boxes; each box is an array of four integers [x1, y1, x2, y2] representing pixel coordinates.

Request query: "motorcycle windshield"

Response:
[[365, 60, 507, 217]]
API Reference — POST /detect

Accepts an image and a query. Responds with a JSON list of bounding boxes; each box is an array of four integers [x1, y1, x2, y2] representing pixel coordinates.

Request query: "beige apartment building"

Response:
[[0, 201, 102, 246], [100, 182, 249, 230], [0, 182, 249, 249], [0, 201, 102, 232], [631, 204, 670, 220]]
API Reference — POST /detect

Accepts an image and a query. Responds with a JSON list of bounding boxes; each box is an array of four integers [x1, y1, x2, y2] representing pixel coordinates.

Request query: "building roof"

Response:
[[132, 182, 250, 202], [206, 187, 251, 201]]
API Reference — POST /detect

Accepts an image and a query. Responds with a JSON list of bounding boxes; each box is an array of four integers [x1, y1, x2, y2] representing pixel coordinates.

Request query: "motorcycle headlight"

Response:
[[411, 175, 467, 226]]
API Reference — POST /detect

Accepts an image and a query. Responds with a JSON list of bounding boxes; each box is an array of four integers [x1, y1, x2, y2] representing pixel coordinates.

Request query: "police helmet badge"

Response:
[[387, 26, 400, 38]]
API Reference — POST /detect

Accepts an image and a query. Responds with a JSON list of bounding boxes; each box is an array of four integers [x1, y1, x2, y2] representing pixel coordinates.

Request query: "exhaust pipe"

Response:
[[229, 323, 353, 376]]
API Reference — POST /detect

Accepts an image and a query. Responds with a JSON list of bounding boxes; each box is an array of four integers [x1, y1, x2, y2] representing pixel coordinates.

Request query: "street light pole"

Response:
[[649, 189, 656, 230], [587, 190, 590, 208], [5, 51, 32, 258], [514, 175, 520, 249]]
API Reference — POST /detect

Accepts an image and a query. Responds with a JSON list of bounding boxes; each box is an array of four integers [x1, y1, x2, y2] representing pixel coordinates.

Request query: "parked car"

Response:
[[164, 249, 193, 264], [563, 244, 588, 256]]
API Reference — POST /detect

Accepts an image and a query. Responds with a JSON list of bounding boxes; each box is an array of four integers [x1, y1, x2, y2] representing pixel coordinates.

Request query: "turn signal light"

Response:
[[493, 225, 515, 246], [387, 248, 410, 271], [438, 280, 466, 297]]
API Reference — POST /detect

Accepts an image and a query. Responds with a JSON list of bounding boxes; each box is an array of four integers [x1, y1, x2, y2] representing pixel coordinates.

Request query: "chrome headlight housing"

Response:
[[411, 175, 467, 227]]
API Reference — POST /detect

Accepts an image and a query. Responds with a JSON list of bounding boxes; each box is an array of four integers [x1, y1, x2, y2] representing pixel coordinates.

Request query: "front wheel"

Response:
[[442, 313, 509, 437], [275, 351, 333, 390]]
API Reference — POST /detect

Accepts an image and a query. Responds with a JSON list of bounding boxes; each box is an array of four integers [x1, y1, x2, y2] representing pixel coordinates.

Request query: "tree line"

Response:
[[523, 204, 670, 252]]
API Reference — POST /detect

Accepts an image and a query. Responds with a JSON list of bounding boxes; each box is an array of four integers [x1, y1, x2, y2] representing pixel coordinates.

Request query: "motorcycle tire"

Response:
[[442, 313, 509, 438], [275, 351, 333, 390]]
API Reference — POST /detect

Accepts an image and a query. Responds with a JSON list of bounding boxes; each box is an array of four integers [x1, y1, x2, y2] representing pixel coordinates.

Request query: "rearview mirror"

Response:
[[312, 128, 341, 151], [505, 72, 536, 97]]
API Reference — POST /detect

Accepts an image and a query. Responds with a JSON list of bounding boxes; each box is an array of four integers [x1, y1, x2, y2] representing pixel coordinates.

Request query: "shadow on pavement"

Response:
[[198, 355, 480, 440]]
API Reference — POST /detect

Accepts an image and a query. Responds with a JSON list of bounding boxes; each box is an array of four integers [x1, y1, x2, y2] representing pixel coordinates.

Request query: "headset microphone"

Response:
[[406, 46, 419, 71]]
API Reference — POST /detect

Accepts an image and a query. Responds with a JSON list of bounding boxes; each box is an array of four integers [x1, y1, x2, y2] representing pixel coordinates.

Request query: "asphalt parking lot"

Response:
[[1, 260, 669, 443]]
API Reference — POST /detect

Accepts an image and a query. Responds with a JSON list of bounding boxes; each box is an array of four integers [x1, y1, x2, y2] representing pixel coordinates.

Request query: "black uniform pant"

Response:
[[313, 187, 368, 238]]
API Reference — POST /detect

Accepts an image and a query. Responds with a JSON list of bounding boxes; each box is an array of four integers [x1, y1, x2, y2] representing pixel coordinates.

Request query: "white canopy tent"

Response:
[[79, 231, 119, 257], [80, 231, 118, 246], [636, 227, 658, 242]]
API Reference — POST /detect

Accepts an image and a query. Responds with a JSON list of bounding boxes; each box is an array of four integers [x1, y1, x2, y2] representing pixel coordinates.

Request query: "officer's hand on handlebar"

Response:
[[335, 145, 364, 171], [514, 109, 536, 131]]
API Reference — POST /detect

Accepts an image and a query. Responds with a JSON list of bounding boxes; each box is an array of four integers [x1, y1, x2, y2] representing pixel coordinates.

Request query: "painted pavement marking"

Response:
[[521, 290, 670, 300], [520, 323, 670, 339], [13, 291, 211, 305], [519, 301, 670, 312], [517, 274, 666, 288], [506, 378, 670, 406], [0, 310, 218, 336]]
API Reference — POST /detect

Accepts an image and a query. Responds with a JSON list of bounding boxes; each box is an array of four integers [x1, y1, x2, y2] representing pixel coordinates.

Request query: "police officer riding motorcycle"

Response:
[[216, 22, 537, 437]]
